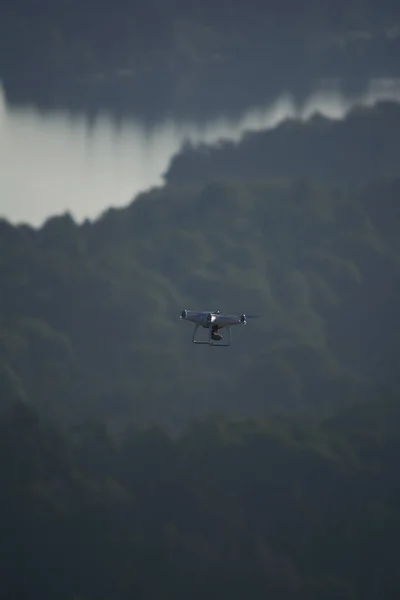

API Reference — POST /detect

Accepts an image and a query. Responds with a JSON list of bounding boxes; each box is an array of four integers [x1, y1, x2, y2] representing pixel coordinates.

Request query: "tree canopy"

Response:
[[0, 395, 399, 599]]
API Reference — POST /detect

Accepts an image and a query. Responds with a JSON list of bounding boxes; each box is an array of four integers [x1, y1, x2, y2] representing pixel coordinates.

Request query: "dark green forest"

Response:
[[1, 0, 399, 117], [165, 101, 400, 184], [1, 395, 400, 599], [1, 97, 400, 597]]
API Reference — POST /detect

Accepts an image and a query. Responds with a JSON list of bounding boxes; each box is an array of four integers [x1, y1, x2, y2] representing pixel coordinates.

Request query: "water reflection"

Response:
[[1, 78, 400, 227]]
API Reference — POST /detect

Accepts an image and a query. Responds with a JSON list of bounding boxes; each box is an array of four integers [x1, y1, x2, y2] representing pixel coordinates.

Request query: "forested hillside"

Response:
[[165, 101, 400, 184], [1, 395, 399, 599], [1, 15, 400, 592], [1, 101, 399, 432], [1, 0, 399, 116]]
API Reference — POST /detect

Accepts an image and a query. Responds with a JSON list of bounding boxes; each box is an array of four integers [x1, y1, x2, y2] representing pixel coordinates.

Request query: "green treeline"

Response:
[[165, 101, 400, 184], [1, 396, 399, 599]]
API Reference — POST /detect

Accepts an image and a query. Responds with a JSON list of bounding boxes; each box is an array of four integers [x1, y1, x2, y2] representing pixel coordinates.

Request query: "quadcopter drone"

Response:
[[180, 309, 258, 346]]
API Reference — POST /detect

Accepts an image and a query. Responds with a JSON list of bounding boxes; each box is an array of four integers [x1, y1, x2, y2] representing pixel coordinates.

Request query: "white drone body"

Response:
[[180, 309, 257, 346]]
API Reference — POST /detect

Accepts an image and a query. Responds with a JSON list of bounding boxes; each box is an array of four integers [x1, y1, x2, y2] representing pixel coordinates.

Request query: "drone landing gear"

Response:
[[192, 324, 231, 346]]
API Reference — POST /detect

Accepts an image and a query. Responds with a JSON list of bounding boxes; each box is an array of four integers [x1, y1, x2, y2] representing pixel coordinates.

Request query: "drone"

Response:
[[180, 309, 258, 346]]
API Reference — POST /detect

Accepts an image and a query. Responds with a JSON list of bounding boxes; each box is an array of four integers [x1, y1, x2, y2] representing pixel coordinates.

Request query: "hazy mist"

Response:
[[1, 78, 400, 227]]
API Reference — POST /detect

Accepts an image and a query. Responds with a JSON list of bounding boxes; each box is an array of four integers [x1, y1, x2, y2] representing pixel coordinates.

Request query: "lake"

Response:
[[1, 78, 400, 227]]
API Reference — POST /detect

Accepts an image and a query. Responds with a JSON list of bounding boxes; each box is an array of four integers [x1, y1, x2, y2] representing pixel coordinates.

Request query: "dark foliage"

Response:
[[165, 102, 400, 184], [0, 396, 399, 599]]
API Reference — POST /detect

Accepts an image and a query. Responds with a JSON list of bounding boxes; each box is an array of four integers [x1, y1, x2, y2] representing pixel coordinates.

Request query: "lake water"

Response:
[[1, 78, 400, 227]]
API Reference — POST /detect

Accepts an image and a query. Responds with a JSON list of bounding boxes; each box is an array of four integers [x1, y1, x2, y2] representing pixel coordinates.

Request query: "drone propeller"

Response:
[[240, 313, 261, 325]]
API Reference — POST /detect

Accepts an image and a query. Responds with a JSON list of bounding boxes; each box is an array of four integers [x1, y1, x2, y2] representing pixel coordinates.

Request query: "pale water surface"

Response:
[[1, 78, 400, 227]]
